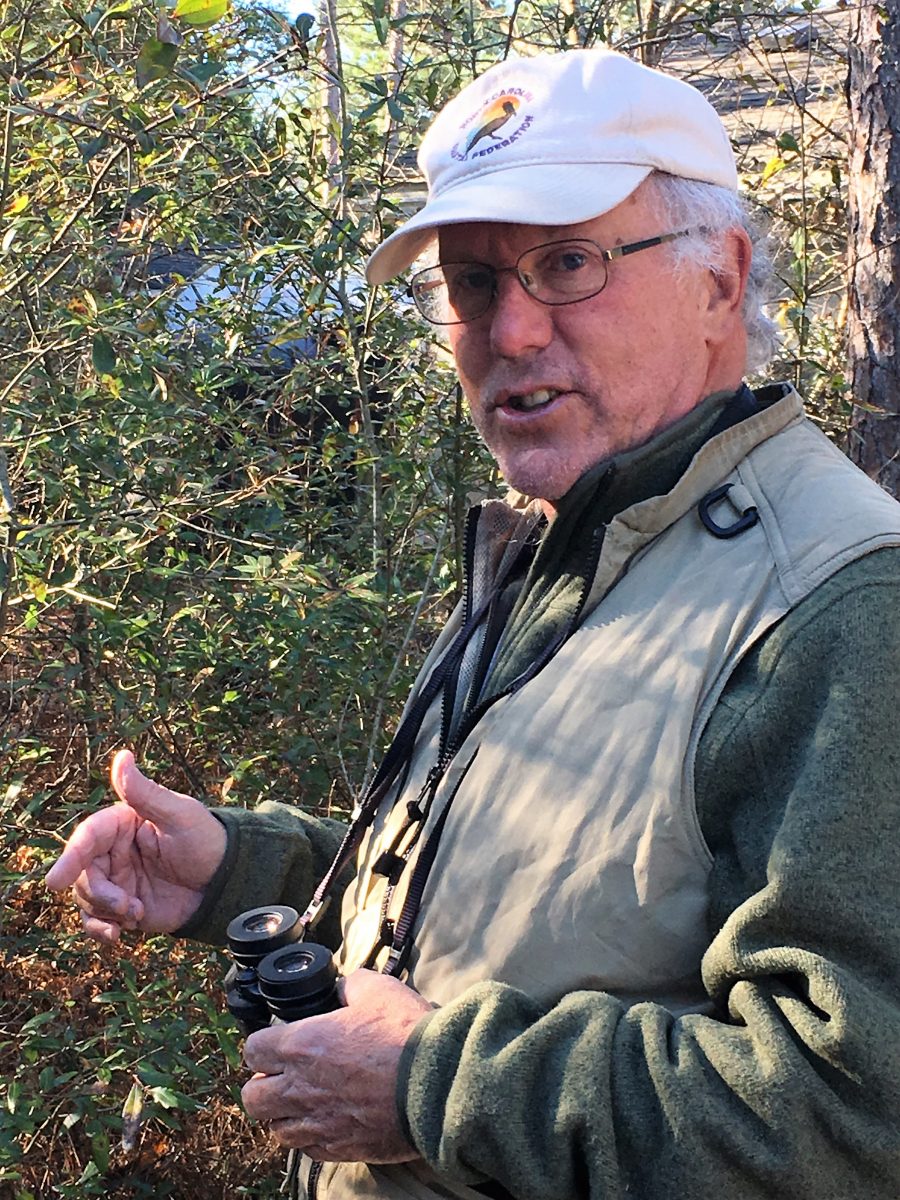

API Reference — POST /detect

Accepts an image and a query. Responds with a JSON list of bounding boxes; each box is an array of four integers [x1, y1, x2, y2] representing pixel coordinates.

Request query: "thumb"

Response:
[[110, 749, 199, 829]]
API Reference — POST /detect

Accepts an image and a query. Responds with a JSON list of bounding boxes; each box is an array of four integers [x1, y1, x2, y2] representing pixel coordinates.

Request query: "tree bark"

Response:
[[318, 0, 343, 192], [846, 0, 900, 495]]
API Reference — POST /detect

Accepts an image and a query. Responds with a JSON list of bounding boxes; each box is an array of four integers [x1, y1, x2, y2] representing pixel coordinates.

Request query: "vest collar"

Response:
[[480, 383, 802, 573]]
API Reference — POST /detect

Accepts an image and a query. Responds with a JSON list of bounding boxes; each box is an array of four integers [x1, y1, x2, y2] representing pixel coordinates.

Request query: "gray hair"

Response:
[[647, 172, 779, 372]]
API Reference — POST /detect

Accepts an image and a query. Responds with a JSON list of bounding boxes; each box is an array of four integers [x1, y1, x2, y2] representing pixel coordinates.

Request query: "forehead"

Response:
[[437, 183, 663, 262]]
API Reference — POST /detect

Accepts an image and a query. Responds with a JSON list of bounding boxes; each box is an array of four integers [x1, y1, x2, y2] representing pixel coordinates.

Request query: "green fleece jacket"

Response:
[[180, 394, 900, 1199]]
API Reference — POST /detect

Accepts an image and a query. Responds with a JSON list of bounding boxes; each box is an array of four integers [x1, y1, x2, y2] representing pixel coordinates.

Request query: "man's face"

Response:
[[442, 180, 744, 503]]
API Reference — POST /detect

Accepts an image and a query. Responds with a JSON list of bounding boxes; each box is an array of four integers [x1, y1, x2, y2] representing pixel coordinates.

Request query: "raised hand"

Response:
[[45, 748, 227, 944]]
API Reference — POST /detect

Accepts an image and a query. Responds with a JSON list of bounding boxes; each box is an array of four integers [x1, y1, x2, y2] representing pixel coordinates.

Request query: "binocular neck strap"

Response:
[[299, 522, 534, 935]]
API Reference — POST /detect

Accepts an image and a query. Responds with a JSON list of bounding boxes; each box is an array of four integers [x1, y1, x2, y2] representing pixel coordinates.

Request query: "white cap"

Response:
[[366, 47, 738, 284]]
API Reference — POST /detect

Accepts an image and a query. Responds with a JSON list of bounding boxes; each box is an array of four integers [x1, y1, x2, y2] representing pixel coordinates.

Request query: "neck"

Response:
[[539, 383, 746, 522]]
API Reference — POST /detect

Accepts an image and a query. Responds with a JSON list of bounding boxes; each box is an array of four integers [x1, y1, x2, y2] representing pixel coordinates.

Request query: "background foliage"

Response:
[[0, 0, 856, 1194]]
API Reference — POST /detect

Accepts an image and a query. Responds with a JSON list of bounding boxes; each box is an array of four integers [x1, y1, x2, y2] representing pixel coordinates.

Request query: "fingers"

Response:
[[44, 807, 125, 892], [81, 911, 123, 944], [240, 1008, 419, 1165], [110, 749, 199, 827], [241, 1073, 331, 1155], [269, 1119, 318, 1151], [73, 864, 144, 923], [243, 1023, 292, 1077], [242, 1070, 296, 1123]]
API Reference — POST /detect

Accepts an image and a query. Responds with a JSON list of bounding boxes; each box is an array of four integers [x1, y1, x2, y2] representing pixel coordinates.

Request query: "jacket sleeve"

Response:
[[394, 550, 900, 1199], [175, 801, 349, 950]]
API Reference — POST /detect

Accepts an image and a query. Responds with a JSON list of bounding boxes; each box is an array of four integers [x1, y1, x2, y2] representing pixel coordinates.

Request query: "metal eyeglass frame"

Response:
[[407, 229, 693, 326]]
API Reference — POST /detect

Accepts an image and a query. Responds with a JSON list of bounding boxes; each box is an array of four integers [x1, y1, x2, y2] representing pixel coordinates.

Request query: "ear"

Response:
[[706, 227, 752, 334]]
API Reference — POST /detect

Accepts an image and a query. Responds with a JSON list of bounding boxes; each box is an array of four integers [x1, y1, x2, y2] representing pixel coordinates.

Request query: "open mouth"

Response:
[[506, 388, 563, 413]]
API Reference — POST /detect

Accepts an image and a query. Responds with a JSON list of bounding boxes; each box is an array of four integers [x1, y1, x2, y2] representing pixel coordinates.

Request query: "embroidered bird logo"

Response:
[[464, 96, 520, 156]]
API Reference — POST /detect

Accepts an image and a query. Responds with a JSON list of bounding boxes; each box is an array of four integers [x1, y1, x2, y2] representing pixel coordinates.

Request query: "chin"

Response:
[[501, 465, 575, 503], [498, 447, 598, 503]]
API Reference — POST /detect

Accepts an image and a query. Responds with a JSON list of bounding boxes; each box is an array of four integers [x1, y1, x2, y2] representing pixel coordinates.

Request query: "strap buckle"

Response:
[[383, 936, 412, 978], [698, 482, 759, 539], [297, 896, 330, 935]]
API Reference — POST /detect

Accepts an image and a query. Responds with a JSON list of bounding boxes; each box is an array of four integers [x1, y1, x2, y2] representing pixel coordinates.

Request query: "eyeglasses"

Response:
[[407, 229, 693, 326]]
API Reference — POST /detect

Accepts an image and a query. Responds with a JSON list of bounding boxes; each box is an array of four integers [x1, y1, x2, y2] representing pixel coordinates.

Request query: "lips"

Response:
[[494, 386, 567, 415], [509, 388, 562, 412]]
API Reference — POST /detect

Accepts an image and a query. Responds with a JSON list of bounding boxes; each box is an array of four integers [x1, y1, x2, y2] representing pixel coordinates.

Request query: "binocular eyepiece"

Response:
[[224, 905, 340, 1035]]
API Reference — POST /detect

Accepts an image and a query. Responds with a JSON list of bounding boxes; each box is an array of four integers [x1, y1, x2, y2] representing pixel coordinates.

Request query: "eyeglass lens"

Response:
[[410, 240, 610, 325]]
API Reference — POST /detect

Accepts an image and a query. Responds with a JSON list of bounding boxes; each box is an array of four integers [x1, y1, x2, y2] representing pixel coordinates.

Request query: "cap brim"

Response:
[[366, 162, 652, 284]]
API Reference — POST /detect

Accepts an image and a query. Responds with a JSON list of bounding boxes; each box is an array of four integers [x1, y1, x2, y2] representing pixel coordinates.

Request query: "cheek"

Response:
[[448, 320, 494, 381]]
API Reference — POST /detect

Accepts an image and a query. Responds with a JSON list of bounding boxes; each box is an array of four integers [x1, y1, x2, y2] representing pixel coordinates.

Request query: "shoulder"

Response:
[[697, 546, 900, 843], [744, 545, 900, 681]]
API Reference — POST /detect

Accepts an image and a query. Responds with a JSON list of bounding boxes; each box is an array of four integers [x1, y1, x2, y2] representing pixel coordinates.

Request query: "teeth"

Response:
[[514, 388, 560, 411]]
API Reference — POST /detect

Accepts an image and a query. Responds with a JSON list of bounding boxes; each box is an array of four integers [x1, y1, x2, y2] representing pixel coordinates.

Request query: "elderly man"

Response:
[[47, 48, 900, 1199]]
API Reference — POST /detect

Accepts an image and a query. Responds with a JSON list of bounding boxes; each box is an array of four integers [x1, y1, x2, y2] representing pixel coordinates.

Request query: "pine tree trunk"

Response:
[[318, 0, 343, 191], [846, 0, 900, 495]]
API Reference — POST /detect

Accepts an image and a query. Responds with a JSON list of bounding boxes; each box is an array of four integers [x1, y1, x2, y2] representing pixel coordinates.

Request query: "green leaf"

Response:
[[150, 1086, 181, 1109], [128, 184, 161, 207], [358, 99, 386, 123], [91, 1130, 109, 1173], [182, 59, 224, 85], [136, 37, 179, 89], [91, 333, 117, 376], [776, 131, 800, 155], [21, 1011, 57, 1033], [78, 133, 109, 163], [137, 1068, 177, 1087], [173, 0, 230, 29]]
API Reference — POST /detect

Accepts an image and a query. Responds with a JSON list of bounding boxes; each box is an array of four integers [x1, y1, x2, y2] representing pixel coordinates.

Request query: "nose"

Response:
[[488, 271, 554, 360]]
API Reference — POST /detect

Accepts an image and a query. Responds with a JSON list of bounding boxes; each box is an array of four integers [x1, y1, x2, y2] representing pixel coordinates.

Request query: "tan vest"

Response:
[[315, 388, 900, 1200]]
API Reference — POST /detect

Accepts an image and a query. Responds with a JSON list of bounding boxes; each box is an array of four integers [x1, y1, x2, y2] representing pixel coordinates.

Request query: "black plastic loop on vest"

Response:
[[698, 483, 759, 539], [371, 850, 406, 885]]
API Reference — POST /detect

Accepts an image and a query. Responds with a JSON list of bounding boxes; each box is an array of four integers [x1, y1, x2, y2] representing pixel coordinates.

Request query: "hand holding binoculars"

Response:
[[224, 905, 340, 1035]]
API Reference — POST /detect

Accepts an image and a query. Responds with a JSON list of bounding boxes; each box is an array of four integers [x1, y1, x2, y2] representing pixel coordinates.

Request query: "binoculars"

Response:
[[224, 904, 340, 1035]]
